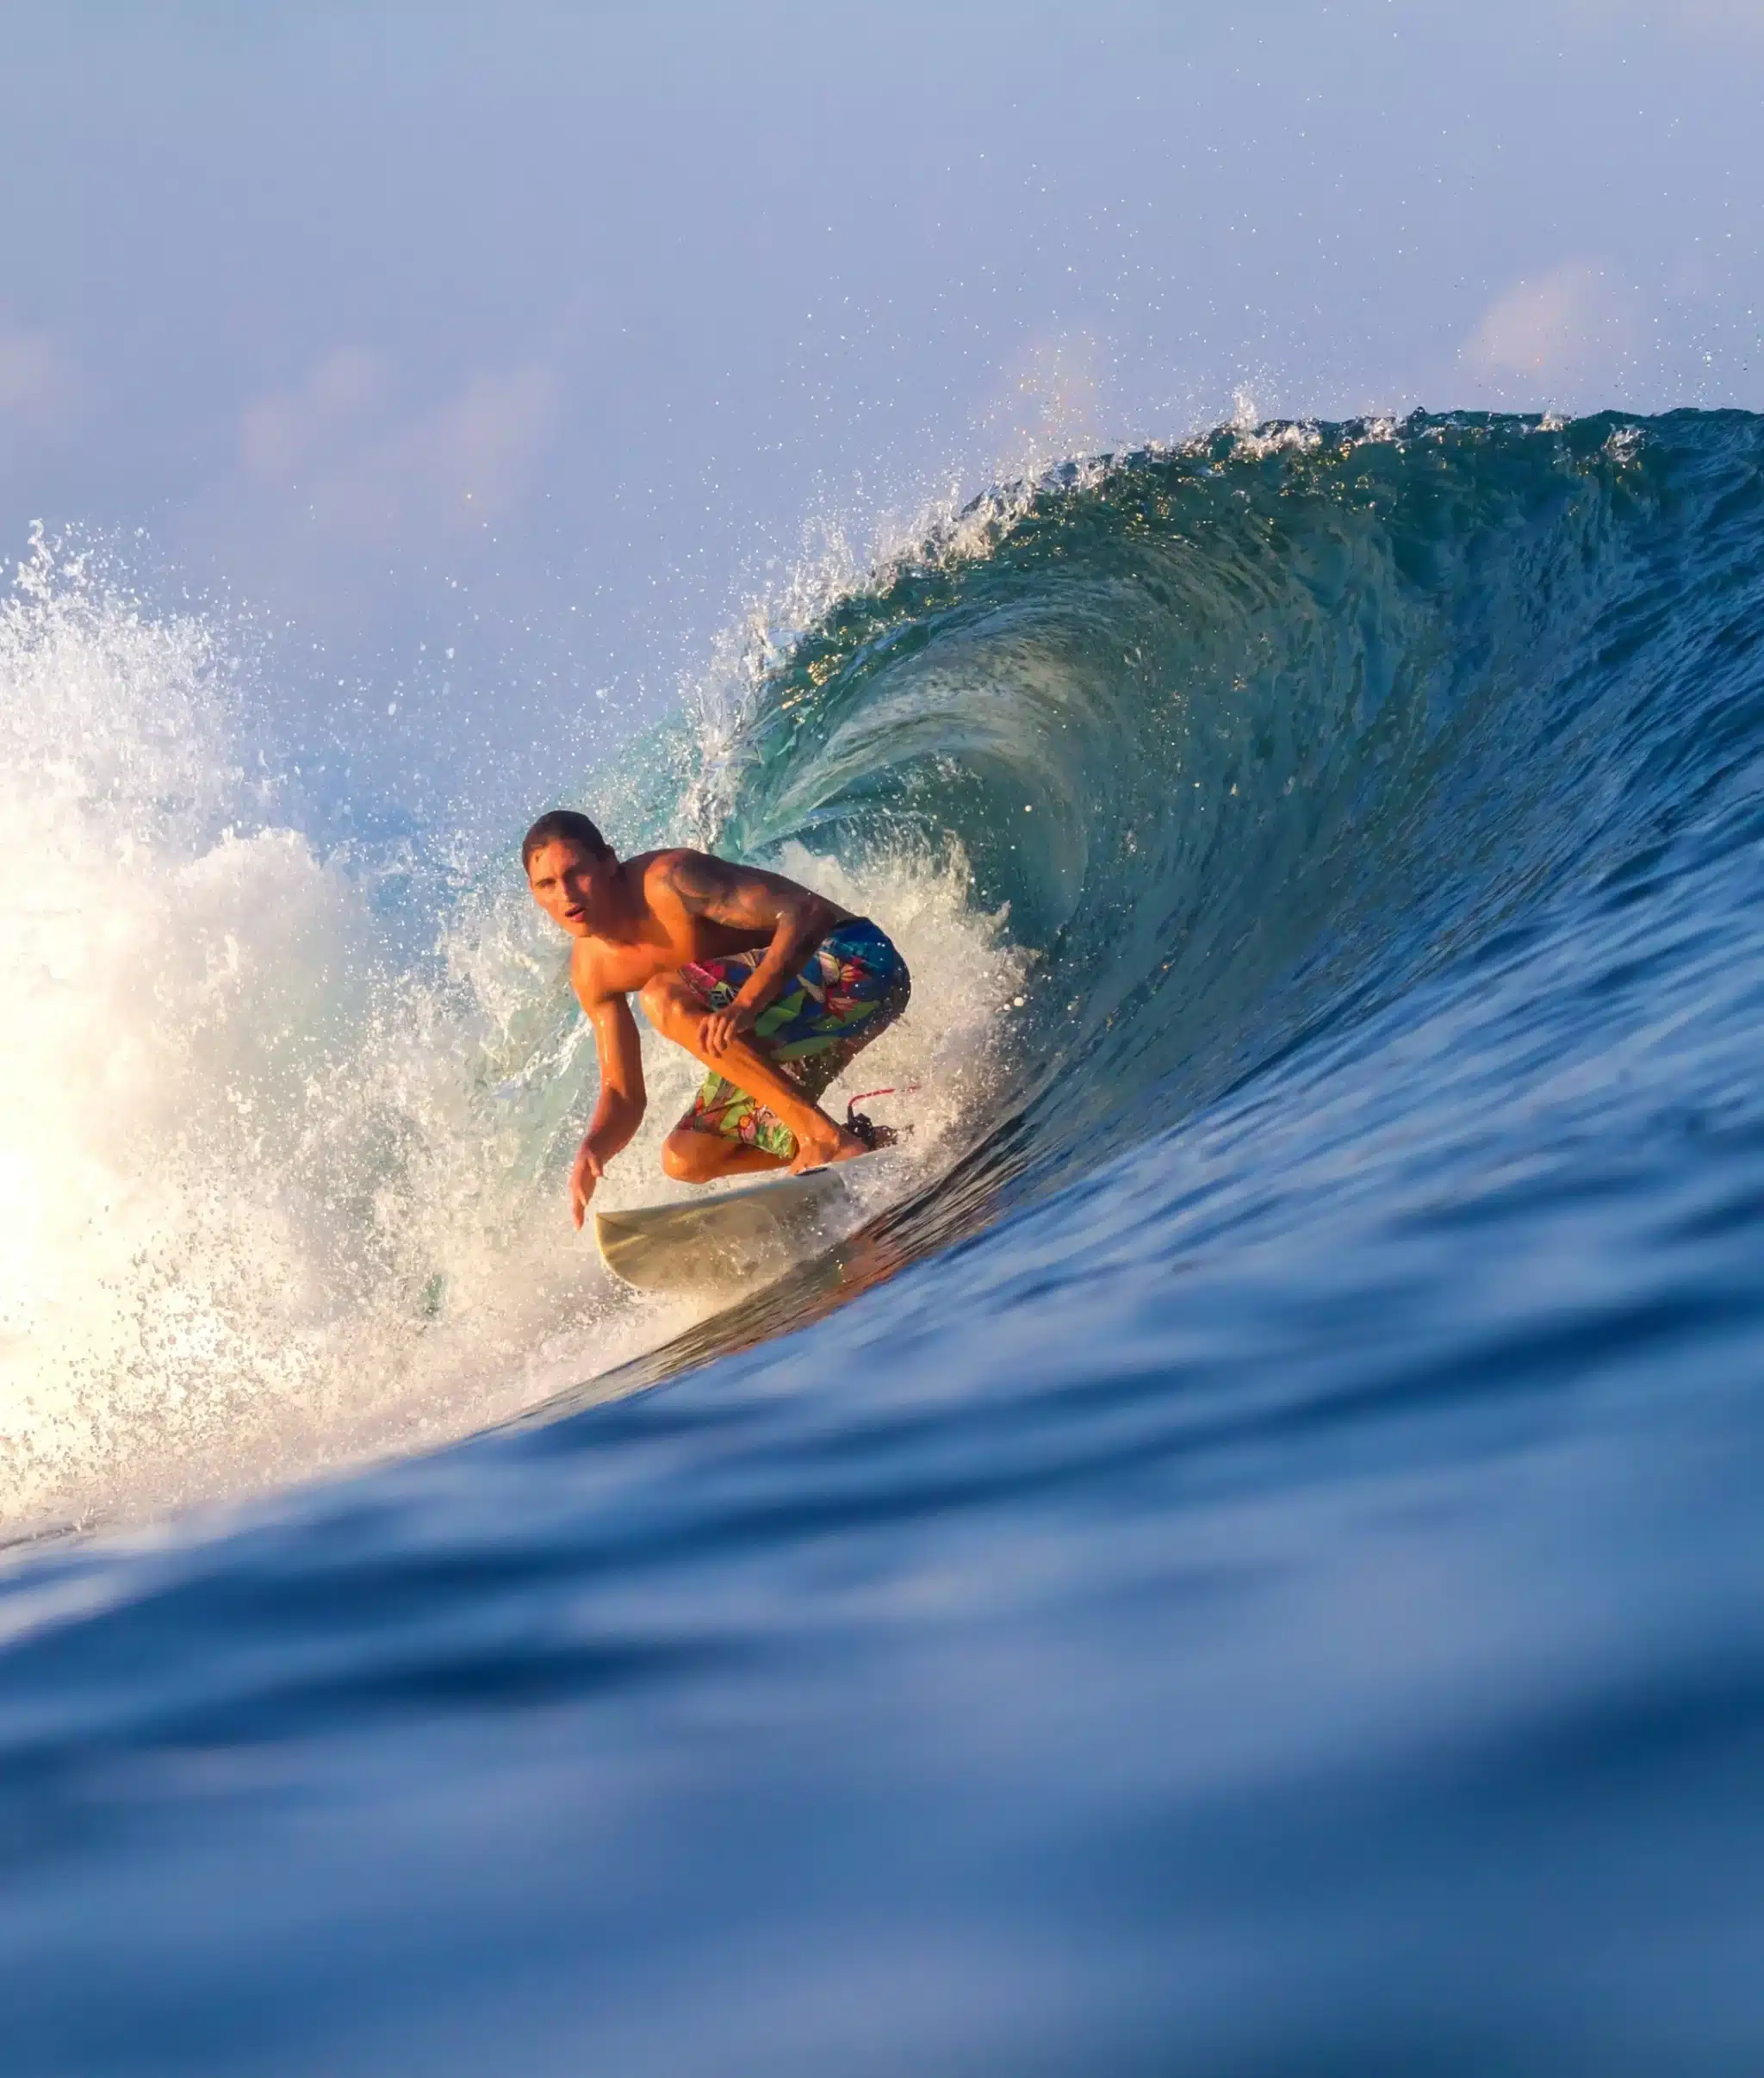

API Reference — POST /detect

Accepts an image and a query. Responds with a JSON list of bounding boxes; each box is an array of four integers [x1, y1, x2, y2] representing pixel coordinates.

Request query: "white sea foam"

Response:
[[0, 536, 1016, 1535]]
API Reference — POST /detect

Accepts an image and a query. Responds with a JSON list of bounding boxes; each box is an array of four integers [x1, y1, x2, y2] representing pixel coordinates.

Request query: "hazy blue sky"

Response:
[[3, 1, 1761, 832]]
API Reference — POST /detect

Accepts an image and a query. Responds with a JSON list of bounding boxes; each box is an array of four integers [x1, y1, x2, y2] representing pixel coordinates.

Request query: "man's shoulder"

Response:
[[643, 843, 725, 874], [569, 934, 633, 1005], [568, 935, 606, 995], [639, 846, 733, 901]]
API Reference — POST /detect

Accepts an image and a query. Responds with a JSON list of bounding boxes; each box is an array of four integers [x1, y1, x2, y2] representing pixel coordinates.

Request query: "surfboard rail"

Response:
[[593, 1153, 886, 1293]]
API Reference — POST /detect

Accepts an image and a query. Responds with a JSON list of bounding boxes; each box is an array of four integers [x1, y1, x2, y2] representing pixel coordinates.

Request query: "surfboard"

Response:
[[593, 1152, 888, 1294]]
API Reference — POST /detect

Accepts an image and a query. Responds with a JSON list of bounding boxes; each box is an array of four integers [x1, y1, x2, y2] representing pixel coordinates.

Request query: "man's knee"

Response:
[[660, 1129, 698, 1180], [662, 1127, 721, 1181], [639, 974, 699, 1039]]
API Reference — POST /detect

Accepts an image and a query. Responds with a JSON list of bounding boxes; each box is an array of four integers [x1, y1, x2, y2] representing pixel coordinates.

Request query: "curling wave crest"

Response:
[[6, 408, 1764, 1530]]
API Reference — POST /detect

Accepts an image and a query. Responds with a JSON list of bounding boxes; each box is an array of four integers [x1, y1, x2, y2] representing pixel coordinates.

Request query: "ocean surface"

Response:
[[3, 409, 1764, 2073]]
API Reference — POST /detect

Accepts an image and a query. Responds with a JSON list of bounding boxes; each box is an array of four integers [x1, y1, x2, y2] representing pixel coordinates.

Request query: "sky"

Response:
[[2, 0, 1761, 837]]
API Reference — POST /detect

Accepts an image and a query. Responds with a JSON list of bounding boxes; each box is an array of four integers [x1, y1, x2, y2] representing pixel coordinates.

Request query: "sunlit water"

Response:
[[3, 413, 1763, 2074]]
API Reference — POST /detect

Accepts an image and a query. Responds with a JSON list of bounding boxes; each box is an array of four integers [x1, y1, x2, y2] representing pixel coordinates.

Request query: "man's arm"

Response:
[[665, 852, 839, 1056], [570, 981, 648, 1229]]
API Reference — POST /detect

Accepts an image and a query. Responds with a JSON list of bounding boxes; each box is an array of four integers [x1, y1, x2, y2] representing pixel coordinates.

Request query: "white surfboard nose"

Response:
[[594, 1152, 888, 1294]]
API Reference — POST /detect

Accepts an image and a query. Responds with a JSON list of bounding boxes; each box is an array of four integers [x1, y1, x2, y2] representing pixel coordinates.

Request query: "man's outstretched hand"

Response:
[[700, 999, 760, 1059], [569, 1141, 606, 1229]]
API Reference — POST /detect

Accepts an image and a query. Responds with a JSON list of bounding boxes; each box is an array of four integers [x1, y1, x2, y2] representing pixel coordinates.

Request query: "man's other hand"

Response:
[[700, 999, 760, 1058], [569, 1141, 606, 1229]]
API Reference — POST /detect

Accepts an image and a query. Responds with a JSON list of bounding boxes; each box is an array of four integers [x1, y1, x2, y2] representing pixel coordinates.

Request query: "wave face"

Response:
[[717, 410, 1764, 1204], [5, 411, 1764, 2074]]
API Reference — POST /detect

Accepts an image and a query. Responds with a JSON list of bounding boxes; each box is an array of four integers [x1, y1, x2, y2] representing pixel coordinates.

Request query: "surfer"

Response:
[[523, 809, 911, 1228]]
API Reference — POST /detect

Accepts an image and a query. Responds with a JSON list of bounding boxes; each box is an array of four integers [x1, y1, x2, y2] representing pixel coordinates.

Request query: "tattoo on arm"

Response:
[[667, 851, 801, 932]]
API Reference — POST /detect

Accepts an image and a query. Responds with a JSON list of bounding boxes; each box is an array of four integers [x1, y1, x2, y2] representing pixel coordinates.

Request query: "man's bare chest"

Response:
[[580, 916, 766, 998], [580, 937, 677, 998]]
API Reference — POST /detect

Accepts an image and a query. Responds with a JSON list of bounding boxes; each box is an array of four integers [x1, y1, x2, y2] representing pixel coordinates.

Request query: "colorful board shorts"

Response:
[[675, 917, 910, 1160]]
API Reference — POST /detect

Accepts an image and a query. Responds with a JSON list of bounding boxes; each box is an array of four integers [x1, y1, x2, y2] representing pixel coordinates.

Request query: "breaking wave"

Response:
[[6, 408, 1764, 1530]]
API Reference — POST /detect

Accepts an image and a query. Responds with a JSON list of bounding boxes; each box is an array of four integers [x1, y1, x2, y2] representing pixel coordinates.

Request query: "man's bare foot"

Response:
[[787, 1121, 869, 1173]]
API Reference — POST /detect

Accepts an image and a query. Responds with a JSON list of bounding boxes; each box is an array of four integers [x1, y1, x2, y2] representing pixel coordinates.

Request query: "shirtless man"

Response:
[[522, 809, 911, 1228]]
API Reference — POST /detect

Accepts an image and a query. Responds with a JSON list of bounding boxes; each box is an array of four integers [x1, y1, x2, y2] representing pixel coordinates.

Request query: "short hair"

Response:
[[521, 808, 613, 871]]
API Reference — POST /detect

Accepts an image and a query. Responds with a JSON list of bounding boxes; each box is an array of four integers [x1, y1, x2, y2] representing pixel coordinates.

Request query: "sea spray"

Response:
[[15, 408, 1751, 1531], [0, 538, 1012, 1530], [4, 412, 1764, 2075]]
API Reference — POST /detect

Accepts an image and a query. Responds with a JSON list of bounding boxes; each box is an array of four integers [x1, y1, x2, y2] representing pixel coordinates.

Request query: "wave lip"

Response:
[[9, 408, 1764, 1529], [3, 413, 1764, 2069], [716, 409, 1764, 1204]]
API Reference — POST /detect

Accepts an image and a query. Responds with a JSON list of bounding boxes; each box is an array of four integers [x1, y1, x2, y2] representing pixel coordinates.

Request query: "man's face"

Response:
[[525, 839, 612, 936]]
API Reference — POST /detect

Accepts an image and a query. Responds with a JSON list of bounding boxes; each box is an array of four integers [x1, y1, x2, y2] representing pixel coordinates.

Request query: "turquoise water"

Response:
[[3, 412, 1764, 2072]]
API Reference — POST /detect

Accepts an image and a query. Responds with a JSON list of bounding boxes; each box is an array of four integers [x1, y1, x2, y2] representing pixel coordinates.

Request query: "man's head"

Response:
[[522, 808, 617, 936]]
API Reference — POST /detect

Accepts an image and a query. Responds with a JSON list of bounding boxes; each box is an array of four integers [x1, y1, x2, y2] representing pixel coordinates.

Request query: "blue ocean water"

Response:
[[3, 411, 1764, 2072]]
